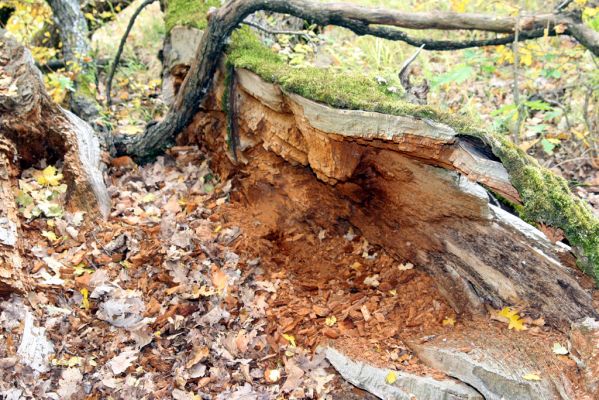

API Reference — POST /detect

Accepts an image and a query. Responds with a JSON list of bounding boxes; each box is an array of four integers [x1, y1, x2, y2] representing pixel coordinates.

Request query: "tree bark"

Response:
[[0, 30, 110, 218], [46, 0, 102, 124], [0, 139, 27, 296], [114, 0, 599, 161]]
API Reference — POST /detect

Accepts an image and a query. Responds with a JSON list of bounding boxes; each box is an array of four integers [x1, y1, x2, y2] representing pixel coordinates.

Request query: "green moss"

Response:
[[227, 29, 482, 133], [164, 0, 220, 32], [485, 134, 599, 281]]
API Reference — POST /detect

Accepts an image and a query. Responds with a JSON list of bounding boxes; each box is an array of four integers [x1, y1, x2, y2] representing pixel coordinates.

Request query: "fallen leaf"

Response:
[[41, 230, 58, 242], [498, 307, 527, 331], [522, 373, 541, 381], [282, 333, 296, 347], [80, 288, 90, 310], [442, 316, 456, 326], [107, 348, 138, 375], [264, 368, 281, 383], [57, 368, 83, 399], [363, 274, 380, 287], [211, 266, 227, 293], [35, 166, 63, 186], [398, 262, 414, 271], [385, 370, 397, 384], [552, 342, 568, 355]]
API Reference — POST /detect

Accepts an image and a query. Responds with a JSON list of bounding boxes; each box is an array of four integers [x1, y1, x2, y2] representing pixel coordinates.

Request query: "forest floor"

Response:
[[0, 144, 590, 398], [1, 0, 598, 398]]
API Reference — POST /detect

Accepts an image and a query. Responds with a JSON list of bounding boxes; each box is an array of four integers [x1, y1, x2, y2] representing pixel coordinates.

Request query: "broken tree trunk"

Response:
[[0, 30, 110, 294], [0, 31, 110, 217], [172, 55, 598, 330]]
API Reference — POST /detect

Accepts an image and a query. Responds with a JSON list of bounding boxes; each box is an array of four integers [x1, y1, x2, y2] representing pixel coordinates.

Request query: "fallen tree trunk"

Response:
[[115, 0, 599, 161], [177, 65, 597, 330]]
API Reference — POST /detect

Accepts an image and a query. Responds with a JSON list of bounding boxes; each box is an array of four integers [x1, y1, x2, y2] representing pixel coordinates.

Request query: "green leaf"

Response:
[[491, 103, 517, 116], [16, 191, 33, 207], [431, 65, 474, 88], [543, 109, 562, 120], [527, 124, 548, 134], [524, 100, 552, 111], [541, 138, 556, 154]]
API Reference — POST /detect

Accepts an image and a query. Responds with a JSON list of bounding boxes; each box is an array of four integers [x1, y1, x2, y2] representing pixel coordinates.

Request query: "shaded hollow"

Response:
[[175, 66, 598, 331]]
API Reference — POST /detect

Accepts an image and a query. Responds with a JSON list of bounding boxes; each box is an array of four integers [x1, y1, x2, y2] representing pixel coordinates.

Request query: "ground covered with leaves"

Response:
[[1, 144, 587, 399]]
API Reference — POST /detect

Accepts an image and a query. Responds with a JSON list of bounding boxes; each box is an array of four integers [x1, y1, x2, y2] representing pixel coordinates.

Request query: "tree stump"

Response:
[[0, 30, 110, 295]]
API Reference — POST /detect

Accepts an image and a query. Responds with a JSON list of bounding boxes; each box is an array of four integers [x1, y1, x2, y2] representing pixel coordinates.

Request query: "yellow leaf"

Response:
[[385, 370, 397, 384], [282, 333, 296, 347], [325, 315, 337, 327], [508, 316, 527, 331], [522, 373, 541, 381], [35, 166, 63, 186], [80, 288, 90, 310], [498, 307, 516, 318], [554, 24, 567, 34], [73, 263, 92, 276], [41, 230, 58, 241], [498, 307, 527, 331], [442, 316, 456, 326], [67, 356, 82, 367], [140, 193, 156, 203]]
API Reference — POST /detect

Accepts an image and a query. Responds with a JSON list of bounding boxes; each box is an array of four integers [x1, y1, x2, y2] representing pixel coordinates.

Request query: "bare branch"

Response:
[[106, 0, 157, 106], [241, 20, 311, 39]]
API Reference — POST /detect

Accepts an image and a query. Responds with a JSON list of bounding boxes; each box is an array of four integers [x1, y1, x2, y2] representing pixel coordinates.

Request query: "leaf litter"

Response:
[[0, 146, 584, 398]]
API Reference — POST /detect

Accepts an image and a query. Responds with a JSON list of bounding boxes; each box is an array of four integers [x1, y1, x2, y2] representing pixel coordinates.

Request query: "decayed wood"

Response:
[[180, 66, 597, 329], [115, 0, 598, 160], [0, 30, 110, 217], [406, 323, 587, 400], [0, 140, 26, 296]]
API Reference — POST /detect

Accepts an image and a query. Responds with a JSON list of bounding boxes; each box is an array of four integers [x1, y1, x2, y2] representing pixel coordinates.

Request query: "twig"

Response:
[[398, 44, 425, 79], [105, 0, 156, 106], [398, 44, 428, 104], [582, 84, 599, 160], [512, 6, 523, 145], [241, 20, 311, 40], [550, 148, 593, 169], [554, 0, 573, 11]]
